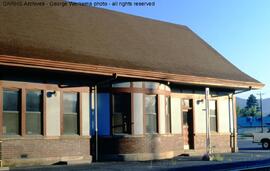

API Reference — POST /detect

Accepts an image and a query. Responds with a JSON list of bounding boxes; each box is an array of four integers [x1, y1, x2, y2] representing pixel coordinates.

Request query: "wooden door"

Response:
[[183, 111, 189, 149], [182, 99, 194, 150]]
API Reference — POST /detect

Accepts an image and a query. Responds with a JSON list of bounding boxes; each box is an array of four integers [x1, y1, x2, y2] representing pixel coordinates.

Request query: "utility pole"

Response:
[[257, 92, 264, 133]]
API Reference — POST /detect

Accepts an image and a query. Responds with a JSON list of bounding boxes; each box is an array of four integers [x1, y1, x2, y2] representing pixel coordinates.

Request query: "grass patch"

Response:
[[212, 154, 224, 161]]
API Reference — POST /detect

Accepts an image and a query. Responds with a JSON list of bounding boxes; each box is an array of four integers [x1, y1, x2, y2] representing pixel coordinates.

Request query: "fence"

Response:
[[238, 126, 270, 137]]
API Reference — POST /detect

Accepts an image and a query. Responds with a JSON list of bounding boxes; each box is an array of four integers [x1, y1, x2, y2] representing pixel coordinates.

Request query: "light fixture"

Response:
[[47, 91, 56, 98]]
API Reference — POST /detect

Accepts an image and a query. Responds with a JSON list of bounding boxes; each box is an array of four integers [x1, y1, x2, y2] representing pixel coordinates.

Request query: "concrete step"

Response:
[[58, 159, 91, 165]]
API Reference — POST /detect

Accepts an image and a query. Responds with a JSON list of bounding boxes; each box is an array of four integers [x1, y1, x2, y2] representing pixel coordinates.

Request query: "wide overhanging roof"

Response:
[[0, 0, 264, 89]]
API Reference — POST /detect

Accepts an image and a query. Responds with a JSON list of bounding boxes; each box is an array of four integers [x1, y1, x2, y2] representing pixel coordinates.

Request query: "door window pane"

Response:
[[3, 89, 20, 135], [112, 93, 131, 134], [26, 90, 42, 135], [63, 93, 79, 135], [145, 95, 157, 133]]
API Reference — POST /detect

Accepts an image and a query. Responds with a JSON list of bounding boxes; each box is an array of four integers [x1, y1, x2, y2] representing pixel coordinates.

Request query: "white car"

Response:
[[253, 133, 270, 149]]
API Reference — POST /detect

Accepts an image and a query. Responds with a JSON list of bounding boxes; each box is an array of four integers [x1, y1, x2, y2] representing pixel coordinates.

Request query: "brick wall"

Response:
[[194, 134, 231, 153], [1, 137, 90, 165], [96, 134, 183, 160]]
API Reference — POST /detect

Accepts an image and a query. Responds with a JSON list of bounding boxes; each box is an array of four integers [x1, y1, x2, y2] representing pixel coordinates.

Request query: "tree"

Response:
[[246, 94, 258, 109], [240, 94, 260, 117]]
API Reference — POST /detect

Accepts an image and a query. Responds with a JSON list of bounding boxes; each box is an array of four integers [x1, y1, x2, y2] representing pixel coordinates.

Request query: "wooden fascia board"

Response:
[[0, 55, 264, 89]]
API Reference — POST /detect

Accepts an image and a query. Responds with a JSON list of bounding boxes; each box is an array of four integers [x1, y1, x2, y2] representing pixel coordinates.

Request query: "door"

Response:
[[182, 99, 194, 150]]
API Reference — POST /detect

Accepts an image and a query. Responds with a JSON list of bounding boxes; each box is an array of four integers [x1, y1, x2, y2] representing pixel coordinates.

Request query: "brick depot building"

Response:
[[0, 0, 263, 166]]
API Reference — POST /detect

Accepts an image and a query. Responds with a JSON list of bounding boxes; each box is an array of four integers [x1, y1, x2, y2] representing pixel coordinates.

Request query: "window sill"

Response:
[[0, 134, 90, 140], [61, 134, 81, 138], [1, 135, 21, 139]]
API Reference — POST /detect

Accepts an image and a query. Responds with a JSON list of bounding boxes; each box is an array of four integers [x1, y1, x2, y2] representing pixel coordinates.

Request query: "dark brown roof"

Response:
[[0, 0, 263, 88]]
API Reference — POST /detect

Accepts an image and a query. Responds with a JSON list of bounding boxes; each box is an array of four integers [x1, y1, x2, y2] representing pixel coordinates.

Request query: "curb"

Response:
[[169, 158, 270, 171]]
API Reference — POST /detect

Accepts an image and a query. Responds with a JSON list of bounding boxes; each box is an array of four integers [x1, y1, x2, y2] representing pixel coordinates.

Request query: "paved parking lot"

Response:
[[238, 137, 262, 150]]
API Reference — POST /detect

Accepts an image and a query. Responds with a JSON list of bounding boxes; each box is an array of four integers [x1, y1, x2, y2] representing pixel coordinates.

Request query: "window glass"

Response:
[[165, 96, 171, 133], [26, 90, 42, 135], [3, 89, 20, 135], [145, 95, 157, 114], [3, 89, 20, 111], [145, 95, 157, 133], [209, 100, 217, 132], [63, 93, 79, 135]]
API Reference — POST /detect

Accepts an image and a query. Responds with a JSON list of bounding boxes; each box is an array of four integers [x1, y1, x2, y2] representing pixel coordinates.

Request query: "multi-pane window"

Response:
[[209, 100, 218, 132], [26, 90, 42, 135], [3, 89, 20, 135], [165, 96, 171, 133], [145, 95, 157, 133], [112, 93, 131, 134], [63, 92, 79, 135]]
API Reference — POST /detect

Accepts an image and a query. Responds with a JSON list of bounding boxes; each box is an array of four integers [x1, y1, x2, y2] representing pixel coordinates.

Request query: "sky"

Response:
[[71, 0, 270, 99]]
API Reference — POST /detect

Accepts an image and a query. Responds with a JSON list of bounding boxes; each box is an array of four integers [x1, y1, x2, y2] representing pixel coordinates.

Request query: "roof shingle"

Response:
[[0, 0, 262, 86]]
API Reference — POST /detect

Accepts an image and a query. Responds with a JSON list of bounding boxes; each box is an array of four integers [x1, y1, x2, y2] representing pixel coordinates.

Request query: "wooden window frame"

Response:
[[0, 87, 46, 136], [60, 91, 82, 136], [0, 81, 88, 137]]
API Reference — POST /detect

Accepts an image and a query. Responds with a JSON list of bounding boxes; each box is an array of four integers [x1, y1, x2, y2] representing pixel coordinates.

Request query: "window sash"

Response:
[[26, 90, 42, 112], [3, 111, 20, 135], [3, 89, 21, 135], [26, 112, 42, 135], [209, 100, 217, 132], [26, 90, 43, 135], [63, 92, 79, 135], [63, 114, 78, 135], [145, 113, 157, 133], [145, 95, 158, 134]]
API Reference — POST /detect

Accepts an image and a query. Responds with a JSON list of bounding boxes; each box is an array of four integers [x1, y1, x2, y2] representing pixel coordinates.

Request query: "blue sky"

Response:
[[72, 0, 270, 99]]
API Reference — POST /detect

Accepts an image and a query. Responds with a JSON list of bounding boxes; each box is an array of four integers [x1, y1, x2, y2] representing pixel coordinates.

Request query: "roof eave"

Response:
[[0, 55, 264, 90]]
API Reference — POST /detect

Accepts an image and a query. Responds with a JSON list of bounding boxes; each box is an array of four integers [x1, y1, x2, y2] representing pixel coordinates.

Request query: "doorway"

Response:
[[182, 99, 194, 150], [111, 93, 131, 134]]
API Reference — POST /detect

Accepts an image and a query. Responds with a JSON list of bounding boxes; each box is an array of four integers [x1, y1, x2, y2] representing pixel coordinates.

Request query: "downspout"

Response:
[[231, 94, 238, 152], [229, 93, 237, 152], [94, 85, 98, 161]]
